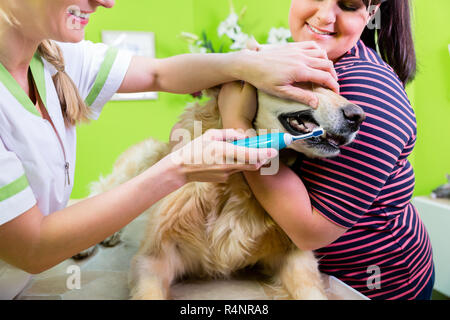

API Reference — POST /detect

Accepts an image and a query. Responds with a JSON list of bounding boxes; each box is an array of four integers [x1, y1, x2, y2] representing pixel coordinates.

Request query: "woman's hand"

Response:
[[218, 81, 257, 130], [233, 41, 339, 108], [164, 128, 278, 184]]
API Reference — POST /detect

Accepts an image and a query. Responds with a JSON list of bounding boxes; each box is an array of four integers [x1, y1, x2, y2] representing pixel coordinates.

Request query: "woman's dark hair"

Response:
[[360, 0, 416, 85]]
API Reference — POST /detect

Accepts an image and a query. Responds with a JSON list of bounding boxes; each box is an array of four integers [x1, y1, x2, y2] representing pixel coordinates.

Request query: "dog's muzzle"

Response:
[[342, 104, 366, 132]]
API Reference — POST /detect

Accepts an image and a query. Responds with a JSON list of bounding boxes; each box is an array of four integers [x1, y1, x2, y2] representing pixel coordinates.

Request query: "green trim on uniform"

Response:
[[0, 174, 29, 202], [30, 52, 48, 110], [84, 47, 119, 107], [0, 53, 45, 117]]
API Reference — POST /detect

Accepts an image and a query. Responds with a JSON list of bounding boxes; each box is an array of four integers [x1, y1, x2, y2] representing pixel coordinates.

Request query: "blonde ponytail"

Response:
[[38, 40, 91, 126]]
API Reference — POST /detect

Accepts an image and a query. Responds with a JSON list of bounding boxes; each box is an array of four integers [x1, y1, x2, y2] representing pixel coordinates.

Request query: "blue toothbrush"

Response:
[[231, 128, 324, 150]]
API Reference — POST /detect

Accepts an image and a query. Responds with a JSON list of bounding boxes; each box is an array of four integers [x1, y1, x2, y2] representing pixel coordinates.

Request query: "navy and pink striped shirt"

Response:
[[293, 40, 434, 300]]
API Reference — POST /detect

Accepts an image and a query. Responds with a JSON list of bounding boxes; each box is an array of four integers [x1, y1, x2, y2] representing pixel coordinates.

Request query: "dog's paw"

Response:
[[101, 231, 122, 247], [129, 288, 167, 300], [72, 244, 98, 260]]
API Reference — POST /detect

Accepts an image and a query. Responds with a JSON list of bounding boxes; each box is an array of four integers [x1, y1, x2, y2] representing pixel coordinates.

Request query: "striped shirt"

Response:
[[293, 40, 434, 300]]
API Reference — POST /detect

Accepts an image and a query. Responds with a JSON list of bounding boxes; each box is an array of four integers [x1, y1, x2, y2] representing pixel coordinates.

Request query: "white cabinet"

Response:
[[412, 196, 450, 296]]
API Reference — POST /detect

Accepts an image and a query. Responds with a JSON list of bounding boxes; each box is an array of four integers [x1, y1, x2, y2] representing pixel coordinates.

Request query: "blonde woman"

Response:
[[0, 0, 340, 299]]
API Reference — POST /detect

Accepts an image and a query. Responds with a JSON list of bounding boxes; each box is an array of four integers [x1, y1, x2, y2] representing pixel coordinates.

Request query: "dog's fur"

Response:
[[86, 86, 364, 299]]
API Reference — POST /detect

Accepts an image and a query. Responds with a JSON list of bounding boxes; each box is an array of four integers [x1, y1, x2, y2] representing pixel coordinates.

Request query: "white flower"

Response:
[[267, 27, 291, 45], [218, 12, 241, 40], [230, 32, 250, 51], [189, 43, 207, 54], [180, 32, 207, 53], [180, 32, 199, 44]]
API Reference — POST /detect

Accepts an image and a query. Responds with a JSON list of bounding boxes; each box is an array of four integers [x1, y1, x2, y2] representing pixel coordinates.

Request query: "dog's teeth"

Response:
[[289, 119, 308, 132], [289, 118, 302, 129]]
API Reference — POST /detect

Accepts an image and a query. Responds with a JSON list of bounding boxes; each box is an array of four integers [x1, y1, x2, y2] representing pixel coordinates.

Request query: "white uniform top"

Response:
[[0, 40, 132, 299]]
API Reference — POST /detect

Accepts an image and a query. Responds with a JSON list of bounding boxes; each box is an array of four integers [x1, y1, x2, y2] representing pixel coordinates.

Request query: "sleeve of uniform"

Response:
[[295, 63, 416, 228], [0, 139, 37, 226], [57, 40, 133, 120]]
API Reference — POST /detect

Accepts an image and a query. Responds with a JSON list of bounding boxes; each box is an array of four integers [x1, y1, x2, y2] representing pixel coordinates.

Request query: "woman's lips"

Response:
[[66, 10, 91, 27], [67, 13, 89, 27], [306, 22, 337, 36]]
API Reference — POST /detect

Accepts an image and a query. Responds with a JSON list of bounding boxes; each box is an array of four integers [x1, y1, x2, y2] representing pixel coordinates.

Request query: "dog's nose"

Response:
[[342, 104, 366, 131]]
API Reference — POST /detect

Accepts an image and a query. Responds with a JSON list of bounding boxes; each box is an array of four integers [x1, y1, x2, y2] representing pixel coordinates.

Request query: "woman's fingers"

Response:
[[262, 40, 321, 52], [245, 41, 340, 105], [279, 86, 320, 109], [206, 140, 277, 165], [197, 129, 279, 164], [203, 128, 247, 142], [302, 48, 329, 60], [226, 144, 278, 164], [305, 57, 338, 80], [171, 129, 281, 183], [191, 161, 269, 183], [299, 67, 340, 94], [268, 41, 329, 61]]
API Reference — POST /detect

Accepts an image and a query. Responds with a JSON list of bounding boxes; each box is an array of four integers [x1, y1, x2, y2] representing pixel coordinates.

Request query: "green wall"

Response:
[[410, 0, 450, 195], [72, 0, 450, 199]]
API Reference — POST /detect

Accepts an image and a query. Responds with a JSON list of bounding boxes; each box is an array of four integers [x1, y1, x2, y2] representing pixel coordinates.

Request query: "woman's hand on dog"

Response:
[[236, 40, 339, 108], [164, 129, 278, 184], [218, 81, 257, 131]]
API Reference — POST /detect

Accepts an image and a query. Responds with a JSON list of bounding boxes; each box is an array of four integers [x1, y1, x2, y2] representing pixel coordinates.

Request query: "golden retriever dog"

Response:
[[86, 85, 365, 299]]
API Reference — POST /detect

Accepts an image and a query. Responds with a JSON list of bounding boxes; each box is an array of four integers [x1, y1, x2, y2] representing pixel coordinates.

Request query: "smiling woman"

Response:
[[218, 0, 434, 300], [289, 0, 415, 85], [288, 0, 374, 62]]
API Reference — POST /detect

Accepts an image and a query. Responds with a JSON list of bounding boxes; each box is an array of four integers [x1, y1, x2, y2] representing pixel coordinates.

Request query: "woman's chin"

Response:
[[57, 30, 85, 43]]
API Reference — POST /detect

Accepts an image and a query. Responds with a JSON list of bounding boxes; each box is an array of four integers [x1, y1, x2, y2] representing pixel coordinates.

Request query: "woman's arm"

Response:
[[243, 162, 347, 251], [0, 129, 277, 274], [118, 41, 339, 107], [218, 82, 347, 251], [0, 159, 182, 274]]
